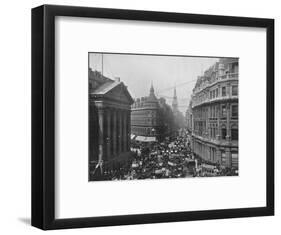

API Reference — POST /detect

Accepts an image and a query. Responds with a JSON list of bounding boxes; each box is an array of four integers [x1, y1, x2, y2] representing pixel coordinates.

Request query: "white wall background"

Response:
[[0, 0, 279, 234]]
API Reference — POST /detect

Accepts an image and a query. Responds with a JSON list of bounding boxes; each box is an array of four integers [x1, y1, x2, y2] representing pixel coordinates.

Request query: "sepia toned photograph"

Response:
[[88, 53, 239, 181]]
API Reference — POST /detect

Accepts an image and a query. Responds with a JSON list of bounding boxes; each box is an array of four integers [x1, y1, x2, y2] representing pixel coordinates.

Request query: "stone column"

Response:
[[207, 106, 211, 139], [112, 109, 117, 156], [199, 143, 200, 158], [227, 82, 231, 98], [217, 84, 221, 97], [225, 148, 232, 167], [127, 111, 131, 151], [98, 108, 105, 164], [123, 111, 127, 152], [226, 103, 231, 141], [106, 109, 111, 160], [118, 110, 122, 154], [216, 148, 221, 164], [216, 105, 221, 141], [89, 105, 95, 161]]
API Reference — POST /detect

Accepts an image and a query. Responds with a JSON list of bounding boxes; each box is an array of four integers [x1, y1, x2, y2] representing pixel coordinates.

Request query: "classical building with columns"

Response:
[[89, 69, 134, 180], [190, 58, 239, 169]]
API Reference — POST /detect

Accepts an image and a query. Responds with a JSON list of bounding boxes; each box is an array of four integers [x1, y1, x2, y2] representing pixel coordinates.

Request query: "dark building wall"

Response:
[[88, 69, 133, 179], [89, 105, 99, 164]]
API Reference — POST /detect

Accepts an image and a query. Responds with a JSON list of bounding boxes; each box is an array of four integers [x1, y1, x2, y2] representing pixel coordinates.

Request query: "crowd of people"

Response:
[[92, 128, 238, 181]]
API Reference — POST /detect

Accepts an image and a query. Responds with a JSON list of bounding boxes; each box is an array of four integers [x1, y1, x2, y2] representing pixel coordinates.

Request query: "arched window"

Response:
[[221, 125, 227, 140]]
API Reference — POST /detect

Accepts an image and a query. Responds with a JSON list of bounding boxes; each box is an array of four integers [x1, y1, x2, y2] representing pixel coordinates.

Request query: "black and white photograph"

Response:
[[88, 53, 239, 181], [29, 3, 274, 231]]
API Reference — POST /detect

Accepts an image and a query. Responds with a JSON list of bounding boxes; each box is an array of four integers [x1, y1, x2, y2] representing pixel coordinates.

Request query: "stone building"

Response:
[[190, 58, 239, 169], [89, 69, 134, 179], [131, 84, 161, 142]]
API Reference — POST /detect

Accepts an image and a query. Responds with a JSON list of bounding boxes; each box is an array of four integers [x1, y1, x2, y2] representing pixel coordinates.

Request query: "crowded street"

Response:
[[98, 128, 238, 181]]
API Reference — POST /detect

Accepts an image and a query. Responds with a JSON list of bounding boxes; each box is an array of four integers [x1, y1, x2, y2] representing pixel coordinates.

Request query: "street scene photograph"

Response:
[[88, 53, 239, 181]]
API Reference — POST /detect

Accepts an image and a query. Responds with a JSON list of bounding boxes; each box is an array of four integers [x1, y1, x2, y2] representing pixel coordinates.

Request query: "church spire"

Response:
[[150, 81, 155, 95], [148, 81, 158, 102], [172, 87, 178, 113], [173, 86, 177, 98]]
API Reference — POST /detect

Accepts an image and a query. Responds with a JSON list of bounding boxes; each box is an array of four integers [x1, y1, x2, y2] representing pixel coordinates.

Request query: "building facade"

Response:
[[190, 58, 239, 169], [89, 69, 134, 179], [131, 84, 161, 141]]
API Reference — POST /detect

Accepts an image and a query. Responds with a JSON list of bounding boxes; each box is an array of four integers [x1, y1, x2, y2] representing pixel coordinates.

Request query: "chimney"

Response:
[[115, 77, 120, 82]]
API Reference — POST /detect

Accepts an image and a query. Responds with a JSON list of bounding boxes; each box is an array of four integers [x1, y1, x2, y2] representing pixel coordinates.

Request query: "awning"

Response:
[[202, 164, 216, 169], [135, 136, 146, 141], [135, 136, 156, 142], [146, 137, 156, 142]]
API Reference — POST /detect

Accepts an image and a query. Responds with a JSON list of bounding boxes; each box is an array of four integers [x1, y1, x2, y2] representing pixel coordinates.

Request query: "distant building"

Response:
[[131, 84, 161, 142], [89, 69, 134, 179], [172, 87, 185, 131], [185, 102, 193, 133], [190, 58, 239, 169]]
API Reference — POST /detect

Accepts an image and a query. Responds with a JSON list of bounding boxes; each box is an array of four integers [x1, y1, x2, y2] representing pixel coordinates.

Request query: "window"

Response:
[[232, 85, 238, 96], [221, 151, 226, 165], [221, 127, 227, 139], [232, 105, 238, 118], [221, 105, 227, 118], [231, 152, 239, 168], [231, 128, 238, 140], [216, 88, 218, 97], [222, 87, 226, 96], [216, 106, 220, 117], [210, 126, 216, 139]]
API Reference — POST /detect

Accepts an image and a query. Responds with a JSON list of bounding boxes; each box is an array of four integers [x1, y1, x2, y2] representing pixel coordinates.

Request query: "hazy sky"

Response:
[[89, 53, 218, 113]]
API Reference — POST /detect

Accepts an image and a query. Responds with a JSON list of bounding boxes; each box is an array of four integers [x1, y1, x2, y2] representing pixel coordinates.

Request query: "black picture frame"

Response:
[[31, 4, 274, 230]]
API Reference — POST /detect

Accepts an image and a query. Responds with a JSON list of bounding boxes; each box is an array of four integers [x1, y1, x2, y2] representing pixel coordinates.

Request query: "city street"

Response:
[[89, 55, 239, 181], [100, 128, 238, 181]]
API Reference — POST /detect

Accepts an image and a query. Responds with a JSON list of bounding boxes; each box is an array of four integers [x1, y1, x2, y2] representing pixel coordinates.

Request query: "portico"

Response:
[[89, 75, 133, 178]]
